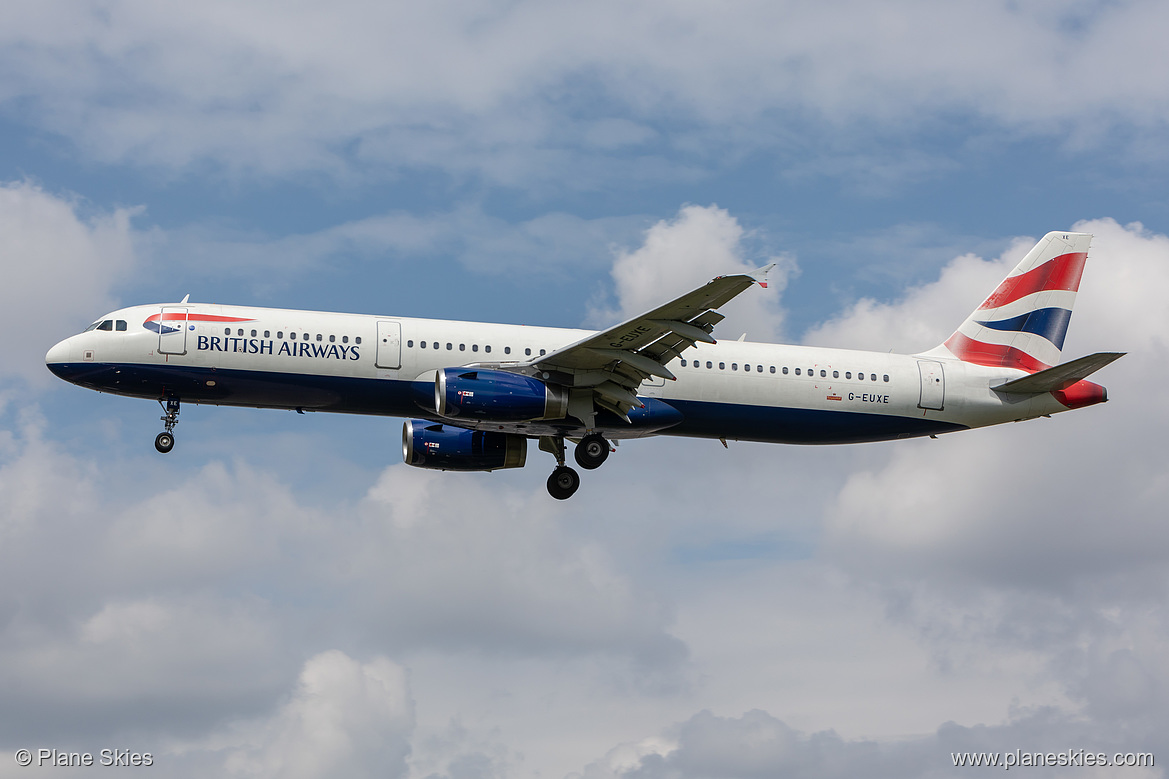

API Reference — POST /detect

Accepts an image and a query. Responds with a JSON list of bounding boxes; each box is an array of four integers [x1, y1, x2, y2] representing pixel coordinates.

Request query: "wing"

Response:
[[502, 265, 774, 425]]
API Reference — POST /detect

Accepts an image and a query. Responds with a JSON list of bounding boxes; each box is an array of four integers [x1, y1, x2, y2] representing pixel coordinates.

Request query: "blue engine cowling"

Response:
[[436, 367, 568, 422], [402, 420, 528, 471]]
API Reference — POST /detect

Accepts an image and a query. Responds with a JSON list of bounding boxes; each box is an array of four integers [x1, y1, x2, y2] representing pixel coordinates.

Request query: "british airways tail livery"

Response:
[[46, 231, 1123, 499]]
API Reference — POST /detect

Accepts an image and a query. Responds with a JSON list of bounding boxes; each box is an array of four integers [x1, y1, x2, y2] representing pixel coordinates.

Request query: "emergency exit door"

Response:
[[917, 360, 945, 410], [376, 320, 402, 369], [158, 307, 188, 355]]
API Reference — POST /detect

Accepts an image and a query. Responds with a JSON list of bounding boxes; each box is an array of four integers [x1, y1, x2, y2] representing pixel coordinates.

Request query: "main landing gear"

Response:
[[542, 433, 612, 499], [573, 433, 610, 470], [155, 397, 180, 454]]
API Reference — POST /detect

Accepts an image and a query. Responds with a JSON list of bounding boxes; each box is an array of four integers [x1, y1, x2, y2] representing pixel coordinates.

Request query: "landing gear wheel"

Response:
[[574, 434, 610, 470], [155, 432, 175, 454], [156, 397, 180, 454], [547, 466, 581, 500]]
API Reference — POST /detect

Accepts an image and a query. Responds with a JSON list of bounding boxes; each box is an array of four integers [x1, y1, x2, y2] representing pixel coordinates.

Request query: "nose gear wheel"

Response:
[[155, 397, 180, 454]]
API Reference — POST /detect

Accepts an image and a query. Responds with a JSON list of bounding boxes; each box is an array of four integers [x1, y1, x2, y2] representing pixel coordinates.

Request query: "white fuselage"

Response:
[[46, 302, 1070, 445]]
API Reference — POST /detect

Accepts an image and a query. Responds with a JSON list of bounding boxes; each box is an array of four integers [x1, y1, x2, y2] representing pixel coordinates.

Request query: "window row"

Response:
[[405, 340, 547, 357], [223, 328, 360, 345], [679, 358, 889, 382]]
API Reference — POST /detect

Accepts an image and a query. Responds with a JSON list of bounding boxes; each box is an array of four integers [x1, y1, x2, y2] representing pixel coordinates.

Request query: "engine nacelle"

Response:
[[435, 367, 568, 422], [402, 420, 528, 471]]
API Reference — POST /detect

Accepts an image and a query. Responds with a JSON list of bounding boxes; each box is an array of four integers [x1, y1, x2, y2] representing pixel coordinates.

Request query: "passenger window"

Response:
[[731, 363, 738, 371], [316, 334, 322, 342], [238, 329, 244, 336], [795, 368, 801, 375], [407, 340, 414, 347], [459, 344, 465, 351], [432, 342, 438, 349], [420, 341, 427, 349], [264, 330, 271, 338], [505, 347, 511, 354], [342, 336, 349, 344], [757, 365, 762, 372], [681, 359, 687, 367], [883, 374, 890, 382], [782, 367, 788, 374], [472, 344, 478, 352], [329, 335, 335, 343], [224, 327, 231, 336], [770, 366, 776, 374], [525, 348, 532, 356], [251, 329, 258, 337], [540, 349, 546, 356], [870, 374, 876, 381], [97, 320, 113, 331], [719, 362, 725, 370], [485, 345, 492, 353], [820, 370, 826, 377], [833, 370, 839, 378], [706, 361, 712, 369], [446, 343, 452, 350]]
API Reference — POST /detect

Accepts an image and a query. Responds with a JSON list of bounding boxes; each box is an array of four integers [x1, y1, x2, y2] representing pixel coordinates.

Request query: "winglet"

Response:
[[750, 263, 777, 289]]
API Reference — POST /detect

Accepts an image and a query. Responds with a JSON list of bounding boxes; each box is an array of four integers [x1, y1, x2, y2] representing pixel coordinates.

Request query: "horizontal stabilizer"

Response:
[[993, 352, 1125, 395]]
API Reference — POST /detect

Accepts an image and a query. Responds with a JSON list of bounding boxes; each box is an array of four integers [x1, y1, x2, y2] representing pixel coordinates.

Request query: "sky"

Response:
[[1, 1, 1168, 777]]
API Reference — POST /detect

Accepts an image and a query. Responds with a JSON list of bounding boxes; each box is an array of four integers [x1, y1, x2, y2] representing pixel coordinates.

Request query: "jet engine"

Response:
[[435, 368, 568, 422], [402, 420, 527, 471]]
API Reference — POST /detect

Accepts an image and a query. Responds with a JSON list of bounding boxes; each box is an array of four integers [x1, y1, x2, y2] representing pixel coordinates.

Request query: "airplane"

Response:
[[45, 231, 1123, 500]]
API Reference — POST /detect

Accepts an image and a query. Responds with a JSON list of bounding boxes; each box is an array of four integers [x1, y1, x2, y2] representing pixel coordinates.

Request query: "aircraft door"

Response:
[[917, 360, 945, 410], [158, 307, 189, 355], [376, 320, 402, 369]]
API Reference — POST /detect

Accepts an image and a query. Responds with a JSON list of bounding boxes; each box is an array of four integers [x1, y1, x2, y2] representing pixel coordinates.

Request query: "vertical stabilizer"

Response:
[[935, 231, 1091, 372]]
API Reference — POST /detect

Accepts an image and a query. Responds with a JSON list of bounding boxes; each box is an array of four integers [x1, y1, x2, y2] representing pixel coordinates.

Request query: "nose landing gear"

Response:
[[155, 397, 180, 453]]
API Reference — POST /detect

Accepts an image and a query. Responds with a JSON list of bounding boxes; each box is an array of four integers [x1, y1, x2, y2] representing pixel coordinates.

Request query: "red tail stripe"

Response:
[[944, 332, 1051, 372], [978, 252, 1087, 311]]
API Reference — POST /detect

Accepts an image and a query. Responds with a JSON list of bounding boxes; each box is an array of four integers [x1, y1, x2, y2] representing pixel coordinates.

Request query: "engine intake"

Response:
[[436, 368, 568, 422], [402, 420, 527, 471]]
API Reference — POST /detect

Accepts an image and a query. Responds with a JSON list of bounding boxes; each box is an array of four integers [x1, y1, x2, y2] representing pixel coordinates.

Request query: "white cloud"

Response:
[[0, 181, 139, 384], [217, 651, 413, 779], [588, 204, 794, 342], [4, 2, 1169, 179]]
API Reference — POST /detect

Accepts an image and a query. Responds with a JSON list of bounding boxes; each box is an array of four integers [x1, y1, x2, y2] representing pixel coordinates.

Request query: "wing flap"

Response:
[[531, 265, 773, 385]]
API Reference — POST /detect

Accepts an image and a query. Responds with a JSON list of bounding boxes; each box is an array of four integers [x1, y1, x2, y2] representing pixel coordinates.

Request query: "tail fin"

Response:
[[935, 231, 1091, 372]]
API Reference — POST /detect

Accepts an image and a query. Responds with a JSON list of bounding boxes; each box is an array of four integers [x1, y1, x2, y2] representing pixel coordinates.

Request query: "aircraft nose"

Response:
[[45, 338, 75, 379]]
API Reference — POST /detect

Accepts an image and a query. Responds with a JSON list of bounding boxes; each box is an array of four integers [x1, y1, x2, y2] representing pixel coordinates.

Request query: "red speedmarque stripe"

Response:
[[944, 332, 1051, 372], [978, 252, 1087, 311]]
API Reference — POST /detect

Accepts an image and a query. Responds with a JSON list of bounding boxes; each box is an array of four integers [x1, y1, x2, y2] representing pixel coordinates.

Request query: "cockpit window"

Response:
[[116, 320, 127, 331], [84, 321, 101, 332], [96, 320, 113, 331]]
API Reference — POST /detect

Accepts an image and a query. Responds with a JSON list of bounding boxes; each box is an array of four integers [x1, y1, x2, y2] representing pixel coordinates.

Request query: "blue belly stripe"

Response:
[[46, 361, 967, 445]]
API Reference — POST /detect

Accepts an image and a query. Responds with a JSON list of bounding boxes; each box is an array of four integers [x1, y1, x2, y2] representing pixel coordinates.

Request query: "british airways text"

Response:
[[196, 335, 360, 360]]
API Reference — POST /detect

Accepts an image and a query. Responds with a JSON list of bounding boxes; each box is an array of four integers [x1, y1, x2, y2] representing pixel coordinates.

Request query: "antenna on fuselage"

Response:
[[179, 294, 190, 304]]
